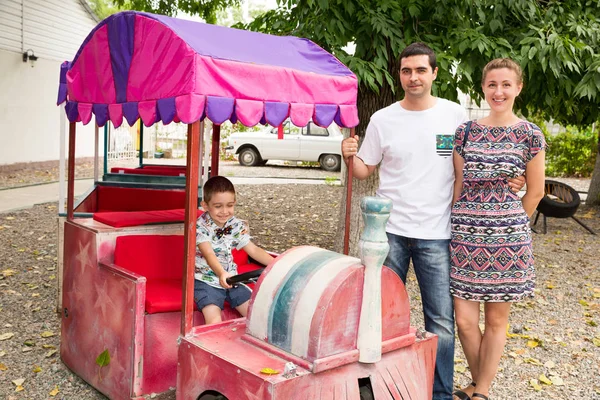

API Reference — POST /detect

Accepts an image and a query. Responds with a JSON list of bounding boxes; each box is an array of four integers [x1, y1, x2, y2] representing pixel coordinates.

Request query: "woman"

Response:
[[450, 58, 547, 400]]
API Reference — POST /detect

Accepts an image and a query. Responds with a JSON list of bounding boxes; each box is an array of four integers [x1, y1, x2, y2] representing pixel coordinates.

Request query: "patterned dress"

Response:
[[450, 121, 546, 302]]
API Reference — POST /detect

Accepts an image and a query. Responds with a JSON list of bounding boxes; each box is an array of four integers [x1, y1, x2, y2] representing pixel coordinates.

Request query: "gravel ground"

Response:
[[0, 163, 599, 399]]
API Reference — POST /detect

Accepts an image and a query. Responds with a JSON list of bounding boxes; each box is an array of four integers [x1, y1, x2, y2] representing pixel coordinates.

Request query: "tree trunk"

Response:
[[335, 66, 398, 256], [586, 131, 600, 205]]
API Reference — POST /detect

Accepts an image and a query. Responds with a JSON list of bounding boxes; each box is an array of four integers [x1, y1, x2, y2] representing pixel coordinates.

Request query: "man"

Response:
[[342, 42, 522, 399]]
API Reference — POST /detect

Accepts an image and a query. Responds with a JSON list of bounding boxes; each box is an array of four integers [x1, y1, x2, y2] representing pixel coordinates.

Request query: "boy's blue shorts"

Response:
[[193, 280, 251, 311]]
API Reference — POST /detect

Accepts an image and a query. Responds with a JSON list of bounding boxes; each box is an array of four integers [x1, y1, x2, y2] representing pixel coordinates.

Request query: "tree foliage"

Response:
[[238, 0, 599, 127], [112, 0, 241, 24]]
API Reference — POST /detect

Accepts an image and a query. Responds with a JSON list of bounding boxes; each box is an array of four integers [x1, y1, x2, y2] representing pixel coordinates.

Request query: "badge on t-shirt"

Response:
[[435, 134, 454, 157]]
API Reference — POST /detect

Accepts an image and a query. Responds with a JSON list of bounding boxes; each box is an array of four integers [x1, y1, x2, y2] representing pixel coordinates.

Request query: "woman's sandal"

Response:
[[452, 381, 476, 400], [472, 394, 489, 400]]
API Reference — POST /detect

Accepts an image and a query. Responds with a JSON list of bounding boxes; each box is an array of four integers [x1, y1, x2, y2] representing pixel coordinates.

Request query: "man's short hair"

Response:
[[203, 176, 236, 203], [399, 42, 437, 71]]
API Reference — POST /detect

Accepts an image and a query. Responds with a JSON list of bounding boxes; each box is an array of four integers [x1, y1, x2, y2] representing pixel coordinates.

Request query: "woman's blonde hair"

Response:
[[482, 58, 523, 84]]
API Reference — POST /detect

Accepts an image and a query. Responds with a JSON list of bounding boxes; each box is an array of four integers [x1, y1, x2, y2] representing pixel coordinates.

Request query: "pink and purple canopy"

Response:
[[57, 11, 358, 128]]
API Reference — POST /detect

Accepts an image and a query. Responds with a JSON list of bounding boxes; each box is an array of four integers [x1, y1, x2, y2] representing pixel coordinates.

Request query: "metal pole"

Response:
[[181, 121, 201, 336], [67, 122, 76, 221], [343, 127, 355, 255]]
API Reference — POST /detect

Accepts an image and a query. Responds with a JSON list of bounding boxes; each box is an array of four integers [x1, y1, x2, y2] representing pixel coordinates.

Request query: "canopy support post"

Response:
[[211, 124, 221, 176], [66, 122, 77, 221], [182, 121, 201, 336], [103, 125, 108, 176], [139, 123, 145, 167], [93, 124, 99, 183], [343, 127, 355, 255], [202, 121, 210, 184], [58, 104, 66, 215]]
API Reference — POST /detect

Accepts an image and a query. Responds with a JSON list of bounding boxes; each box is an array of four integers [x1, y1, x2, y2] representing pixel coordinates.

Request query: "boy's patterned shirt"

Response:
[[194, 212, 250, 288]]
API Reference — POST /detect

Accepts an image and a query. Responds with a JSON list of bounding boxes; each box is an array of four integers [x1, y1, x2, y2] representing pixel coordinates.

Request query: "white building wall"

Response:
[[0, 0, 100, 166]]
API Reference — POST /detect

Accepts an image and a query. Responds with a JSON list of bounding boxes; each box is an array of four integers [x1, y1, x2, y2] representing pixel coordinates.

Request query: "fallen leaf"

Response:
[[592, 338, 600, 347], [0, 362, 7, 371], [12, 378, 25, 386], [96, 349, 111, 367], [15, 385, 24, 392], [529, 379, 542, 391], [49, 386, 59, 396], [454, 365, 467, 373], [550, 376, 565, 386], [260, 367, 279, 375], [544, 360, 556, 369], [32, 365, 41, 373], [524, 357, 543, 366], [45, 349, 57, 358], [539, 374, 553, 385], [40, 331, 55, 338], [2, 269, 17, 277], [0, 332, 14, 341]]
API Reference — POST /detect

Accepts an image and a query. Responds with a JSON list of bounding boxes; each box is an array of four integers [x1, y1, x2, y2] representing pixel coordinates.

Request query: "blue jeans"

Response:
[[385, 233, 455, 400]]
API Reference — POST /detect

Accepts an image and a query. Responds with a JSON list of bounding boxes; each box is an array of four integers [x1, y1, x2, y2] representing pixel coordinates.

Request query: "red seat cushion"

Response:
[[145, 279, 194, 314], [93, 209, 189, 227], [96, 186, 186, 212], [110, 167, 186, 177], [114, 235, 184, 281], [112, 234, 263, 314]]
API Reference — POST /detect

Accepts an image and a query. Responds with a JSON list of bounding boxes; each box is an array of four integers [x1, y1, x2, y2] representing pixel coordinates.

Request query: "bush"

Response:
[[545, 126, 598, 178]]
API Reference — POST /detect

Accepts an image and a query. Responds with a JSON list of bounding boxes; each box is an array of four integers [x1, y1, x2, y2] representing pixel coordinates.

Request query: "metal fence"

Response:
[[106, 123, 137, 161]]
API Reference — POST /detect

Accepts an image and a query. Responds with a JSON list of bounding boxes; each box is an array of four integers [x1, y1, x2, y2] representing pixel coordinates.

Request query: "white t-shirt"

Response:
[[357, 98, 467, 239]]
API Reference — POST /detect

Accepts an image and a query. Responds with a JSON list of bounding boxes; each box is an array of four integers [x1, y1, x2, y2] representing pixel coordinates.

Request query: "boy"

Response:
[[195, 176, 274, 324]]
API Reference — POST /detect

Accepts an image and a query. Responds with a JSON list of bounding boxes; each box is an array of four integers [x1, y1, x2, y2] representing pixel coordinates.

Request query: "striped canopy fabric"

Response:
[[57, 11, 359, 128]]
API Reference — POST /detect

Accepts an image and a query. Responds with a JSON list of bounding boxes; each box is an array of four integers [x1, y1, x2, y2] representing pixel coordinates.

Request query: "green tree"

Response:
[[112, 0, 241, 24], [86, 0, 126, 19], [240, 0, 600, 243], [107, 0, 600, 214]]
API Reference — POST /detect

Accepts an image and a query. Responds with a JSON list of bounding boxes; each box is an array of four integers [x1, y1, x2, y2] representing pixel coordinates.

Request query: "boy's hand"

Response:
[[218, 271, 233, 289]]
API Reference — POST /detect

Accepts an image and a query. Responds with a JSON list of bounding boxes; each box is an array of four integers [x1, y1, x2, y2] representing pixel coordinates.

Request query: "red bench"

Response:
[[112, 234, 262, 314]]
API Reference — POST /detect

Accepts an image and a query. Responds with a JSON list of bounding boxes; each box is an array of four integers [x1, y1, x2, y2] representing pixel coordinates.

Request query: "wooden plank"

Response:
[[24, 17, 95, 41], [385, 364, 411, 400], [333, 381, 347, 400], [312, 349, 359, 374], [379, 369, 403, 399], [182, 121, 200, 335], [26, 0, 96, 23], [0, 0, 21, 18], [345, 378, 361, 400], [381, 331, 416, 354], [370, 373, 394, 400]]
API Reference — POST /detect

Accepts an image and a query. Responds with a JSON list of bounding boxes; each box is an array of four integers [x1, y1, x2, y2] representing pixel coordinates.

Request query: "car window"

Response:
[[306, 123, 329, 137], [270, 122, 304, 135]]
